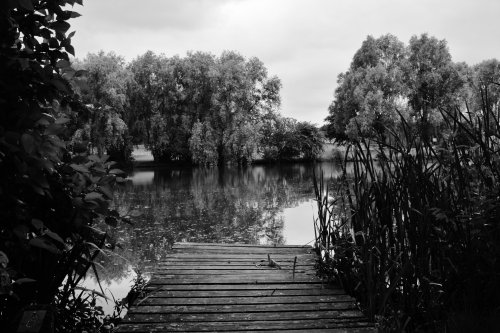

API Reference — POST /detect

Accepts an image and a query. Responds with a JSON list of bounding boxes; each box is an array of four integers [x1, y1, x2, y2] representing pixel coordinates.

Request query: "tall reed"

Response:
[[314, 102, 500, 331]]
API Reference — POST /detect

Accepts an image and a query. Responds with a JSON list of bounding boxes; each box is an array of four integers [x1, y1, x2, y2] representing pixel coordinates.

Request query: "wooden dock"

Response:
[[118, 243, 375, 332]]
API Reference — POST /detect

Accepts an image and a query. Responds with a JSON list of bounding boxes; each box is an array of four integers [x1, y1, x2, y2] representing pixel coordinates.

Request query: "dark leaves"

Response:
[[17, 0, 34, 11], [50, 21, 71, 34]]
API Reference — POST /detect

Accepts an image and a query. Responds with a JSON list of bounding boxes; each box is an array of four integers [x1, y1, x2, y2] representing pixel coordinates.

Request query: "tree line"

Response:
[[71, 50, 324, 165], [325, 33, 500, 144]]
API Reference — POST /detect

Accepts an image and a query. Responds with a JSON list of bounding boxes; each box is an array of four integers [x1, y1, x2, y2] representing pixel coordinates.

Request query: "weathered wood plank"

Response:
[[154, 268, 317, 275], [172, 242, 312, 248], [162, 255, 316, 261], [172, 247, 313, 255], [124, 310, 365, 323], [149, 276, 319, 284], [147, 288, 347, 298], [117, 319, 373, 332], [145, 283, 332, 291], [140, 295, 355, 305], [155, 265, 316, 270], [128, 302, 359, 314]]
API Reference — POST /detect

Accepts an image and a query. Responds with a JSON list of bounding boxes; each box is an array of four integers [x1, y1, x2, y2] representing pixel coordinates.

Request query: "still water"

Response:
[[84, 162, 343, 312]]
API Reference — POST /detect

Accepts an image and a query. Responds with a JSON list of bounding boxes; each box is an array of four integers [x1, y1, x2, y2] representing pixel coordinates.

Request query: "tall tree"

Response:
[[326, 34, 408, 141], [406, 34, 463, 139], [72, 51, 134, 160], [139, 51, 281, 165]]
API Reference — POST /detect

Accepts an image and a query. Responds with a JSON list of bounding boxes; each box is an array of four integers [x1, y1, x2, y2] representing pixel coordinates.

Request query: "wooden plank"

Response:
[[124, 310, 366, 323], [117, 319, 373, 332], [162, 254, 316, 260], [158, 259, 317, 265], [145, 283, 332, 291], [172, 242, 313, 248], [140, 295, 355, 306], [128, 303, 359, 314], [147, 288, 348, 298], [118, 326, 376, 333], [156, 263, 316, 271], [149, 276, 319, 284], [154, 268, 317, 274], [170, 248, 314, 255]]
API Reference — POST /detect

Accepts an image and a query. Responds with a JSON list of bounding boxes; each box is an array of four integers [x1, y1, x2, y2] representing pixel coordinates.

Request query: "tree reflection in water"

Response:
[[87, 162, 343, 296]]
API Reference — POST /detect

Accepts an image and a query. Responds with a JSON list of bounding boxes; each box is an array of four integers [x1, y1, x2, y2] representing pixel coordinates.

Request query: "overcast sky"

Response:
[[69, 0, 500, 125]]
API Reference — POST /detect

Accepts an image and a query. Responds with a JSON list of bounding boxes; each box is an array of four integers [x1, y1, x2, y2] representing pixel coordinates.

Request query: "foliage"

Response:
[[314, 84, 500, 331], [260, 115, 324, 161], [0, 0, 129, 331], [71, 51, 134, 162], [325, 33, 464, 142], [129, 50, 282, 165], [188, 120, 219, 165]]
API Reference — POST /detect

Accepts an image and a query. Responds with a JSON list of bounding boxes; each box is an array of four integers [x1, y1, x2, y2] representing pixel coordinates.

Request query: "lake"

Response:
[[83, 161, 344, 313]]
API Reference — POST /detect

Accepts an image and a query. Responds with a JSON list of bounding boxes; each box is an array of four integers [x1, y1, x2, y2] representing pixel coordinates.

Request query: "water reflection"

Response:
[[85, 162, 343, 312]]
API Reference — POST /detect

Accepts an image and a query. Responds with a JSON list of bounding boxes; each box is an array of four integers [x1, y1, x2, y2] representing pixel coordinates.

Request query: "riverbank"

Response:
[[131, 143, 346, 168]]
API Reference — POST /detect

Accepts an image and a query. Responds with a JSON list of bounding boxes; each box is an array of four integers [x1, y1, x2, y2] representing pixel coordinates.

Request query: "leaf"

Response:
[[44, 230, 65, 246], [65, 44, 75, 56], [14, 278, 36, 285], [84, 192, 103, 201], [88, 155, 101, 162], [45, 123, 64, 136], [74, 69, 88, 77], [50, 78, 69, 93], [31, 218, 44, 231], [21, 133, 36, 155], [70, 11, 81, 18], [109, 168, 125, 175], [17, 0, 34, 11], [51, 21, 71, 34], [29, 237, 61, 254], [68, 31, 76, 38], [55, 117, 70, 125], [99, 185, 113, 199], [70, 163, 89, 173], [48, 136, 66, 148], [56, 59, 71, 69], [0, 251, 9, 268], [13, 225, 29, 241]]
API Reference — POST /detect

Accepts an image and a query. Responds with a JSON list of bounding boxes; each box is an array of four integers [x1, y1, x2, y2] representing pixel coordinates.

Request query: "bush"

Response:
[[0, 1, 131, 331]]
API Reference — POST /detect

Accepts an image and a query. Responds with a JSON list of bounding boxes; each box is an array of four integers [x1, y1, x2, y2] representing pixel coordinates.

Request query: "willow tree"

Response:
[[133, 51, 281, 164]]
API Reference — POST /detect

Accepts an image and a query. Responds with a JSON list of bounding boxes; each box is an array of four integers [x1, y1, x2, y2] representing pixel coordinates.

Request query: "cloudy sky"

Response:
[[69, 0, 500, 125]]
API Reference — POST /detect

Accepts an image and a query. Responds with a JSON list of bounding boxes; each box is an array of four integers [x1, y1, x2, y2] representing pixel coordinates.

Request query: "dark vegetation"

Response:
[[316, 34, 500, 331], [0, 1, 143, 331]]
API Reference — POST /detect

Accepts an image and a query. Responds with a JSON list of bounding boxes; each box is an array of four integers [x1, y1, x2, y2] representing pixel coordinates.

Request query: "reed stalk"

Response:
[[313, 100, 500, 331]]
